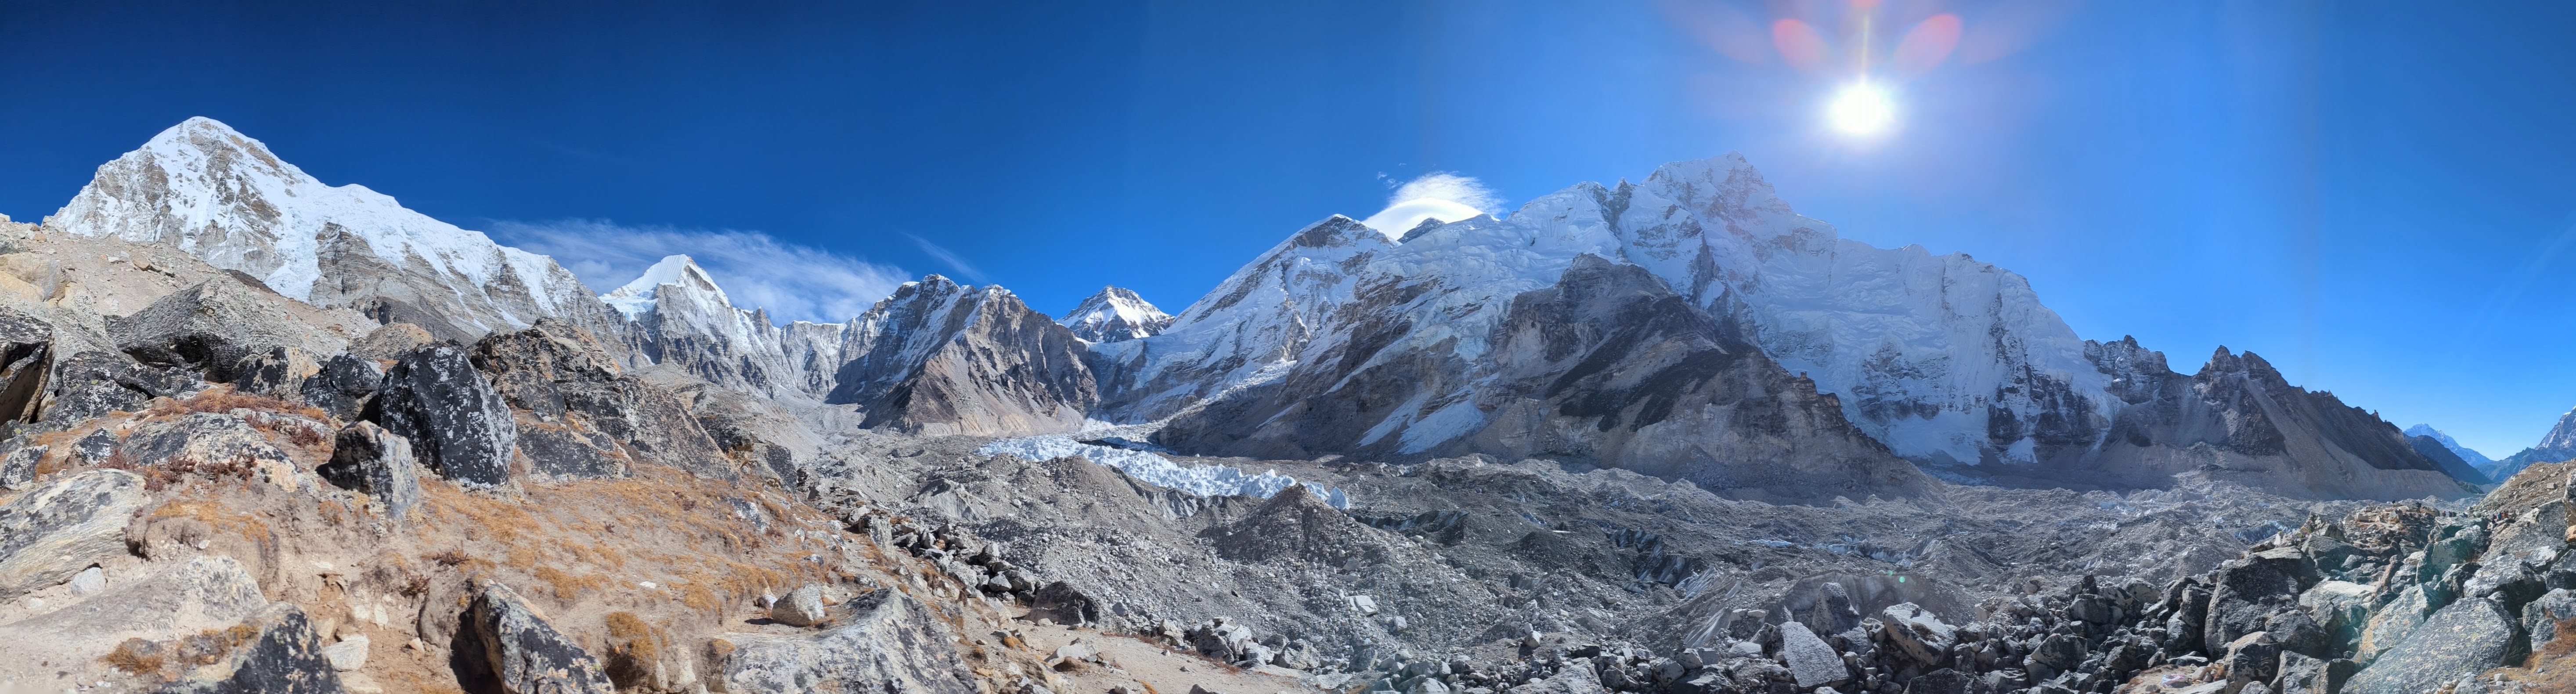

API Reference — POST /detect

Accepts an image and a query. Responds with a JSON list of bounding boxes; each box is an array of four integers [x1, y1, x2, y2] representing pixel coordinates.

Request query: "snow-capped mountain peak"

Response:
[[46, 117, 615, 342], [603, 254, 730, 319], [2404, 423, 2496, 468], [1057, 287, 1173, 343]]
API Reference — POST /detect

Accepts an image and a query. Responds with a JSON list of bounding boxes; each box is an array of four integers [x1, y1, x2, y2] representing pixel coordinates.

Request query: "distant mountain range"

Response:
[[35, 117, 2489, 501]]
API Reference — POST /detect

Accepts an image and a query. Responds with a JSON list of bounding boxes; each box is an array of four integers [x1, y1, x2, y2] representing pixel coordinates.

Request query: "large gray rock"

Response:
[[2523, 588, 2576, 650], [770, 584, 829, 627], [1506, 664, 1611, 694], [0, 556, 273, 687], [44, 349, 202, 422], [375, 344, 518, 488], [122, 412, 292, 468], [2344, 597, 2525, 694], [0, 434, 42, 490], [317, 422, 421, 519], [2274, 652, 2356, 694], [0, 469, 150, 600], [1777, 621, 1847, 689], [721, 589, 977, 694], [1880, 603, 1957, 665], [2204, 549, 2309, 655], [1901, 668, 1971, 694], [299, 353, 384, 422], [106, 276, 335, 389], [466, 582, 615, 694], [473, 322, 728, 480], [154, 603, 346, 694]]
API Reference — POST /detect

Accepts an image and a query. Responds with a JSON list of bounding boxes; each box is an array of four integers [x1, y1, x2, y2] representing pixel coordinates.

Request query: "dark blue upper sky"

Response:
[[4, 1, 2573, 455]]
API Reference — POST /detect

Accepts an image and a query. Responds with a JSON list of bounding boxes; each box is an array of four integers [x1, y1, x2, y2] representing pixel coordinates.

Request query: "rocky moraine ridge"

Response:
[[0, 118, 2553, 694]]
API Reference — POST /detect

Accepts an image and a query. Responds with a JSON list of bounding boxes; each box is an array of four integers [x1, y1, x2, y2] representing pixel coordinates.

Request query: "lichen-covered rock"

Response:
[[466, 582, 616, 694], [44, 349, 202, 422], [375, 344, 517, 488], [107, 276, 337, 387], [2344, 597, 2525, 694], [317, 422, 421, 519], [2526, 588, 2576, 651], [2204, 548, 2309, 655], [770, 584, 829, 627], [155, 603, 346, 694], [473, 321, 726, 480], [722, 589, 975, 694], [0, 556, 271, 686], [1880, 603, 1958, 666], [299, 353, 384, 422], [122, 412, 292, 470], [0, 469, 150, 600], [0, 433, 42, 490]]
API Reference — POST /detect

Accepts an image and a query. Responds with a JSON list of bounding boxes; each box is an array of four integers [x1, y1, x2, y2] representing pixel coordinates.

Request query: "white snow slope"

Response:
[[1100, 153, 2120, 468]]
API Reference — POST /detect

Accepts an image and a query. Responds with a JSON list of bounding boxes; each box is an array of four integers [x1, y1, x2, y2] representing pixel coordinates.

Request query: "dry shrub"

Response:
[[427, 549, 471, 568], [603, 611, 665, 689], [155, 387, 329, 421], [285, 424, 325, 447], [139, 454, 259, 492], [103, 638, 164, 675]]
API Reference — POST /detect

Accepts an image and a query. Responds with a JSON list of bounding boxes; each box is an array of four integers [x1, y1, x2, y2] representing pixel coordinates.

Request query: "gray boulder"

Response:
[[1880, 603, 1957, 665], [473, 322, 729, 480], [154, 603, 345, 694], [2222, 632, 2280, 690], [0, 311, 49, 424], [0, 469, 150, 600], [2274, 652, 2356, 694], [122, 412, 292, 469], [770, 585, 830, 627], [317, 422, 422, 520], [1901, 668, 1971, 694], [2344, 597, 2525, 694], [45, 350, 202, 422], [107, 276, 333, 389], [721, 589, 977, 694], [375, 344, 518, 488], [2523, 588, 2576, 650], [1777, 621, 1847, 689], [299, 354, 384, 422], [0, 434, 42, 490], [2204, 549, 2309, 655], [466, 582, 615, 694]]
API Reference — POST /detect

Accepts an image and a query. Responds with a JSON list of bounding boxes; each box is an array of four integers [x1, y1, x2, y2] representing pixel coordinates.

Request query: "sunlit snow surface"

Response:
[[975, 435, 1351, 509]]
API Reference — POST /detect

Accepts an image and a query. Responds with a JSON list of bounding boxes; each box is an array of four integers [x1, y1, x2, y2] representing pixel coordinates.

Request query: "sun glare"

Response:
[[1829, 82, 1896, 137]]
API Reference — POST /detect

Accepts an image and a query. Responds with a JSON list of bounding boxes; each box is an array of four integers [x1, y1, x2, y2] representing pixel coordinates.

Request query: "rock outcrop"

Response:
[[373, 344, 518, 488], [721, 589, 976, 694], [826, 277, 1097, 436], [317, 421, 422, 519], [0, 469, 150, 600], [464, 582, 617, 694]]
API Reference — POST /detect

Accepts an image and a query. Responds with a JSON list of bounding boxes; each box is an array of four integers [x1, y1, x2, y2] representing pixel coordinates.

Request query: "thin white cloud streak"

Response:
[[1360, 172, 1507, 238], [904, 233, 989, 282], [490, 219, 911, 325]]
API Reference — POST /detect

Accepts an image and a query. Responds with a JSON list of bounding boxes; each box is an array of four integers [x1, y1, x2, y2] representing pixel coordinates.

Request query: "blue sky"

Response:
[[2, 1, 2573, 456]]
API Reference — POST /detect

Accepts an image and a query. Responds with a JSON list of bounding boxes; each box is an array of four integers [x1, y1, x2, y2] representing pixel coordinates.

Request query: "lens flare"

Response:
[[1829, 82, 1896, 136]]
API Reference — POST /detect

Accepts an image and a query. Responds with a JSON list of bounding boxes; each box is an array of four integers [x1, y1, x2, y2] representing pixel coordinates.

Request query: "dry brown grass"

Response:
[[103, 638, 164, 675], [148, 387, 329, 422]]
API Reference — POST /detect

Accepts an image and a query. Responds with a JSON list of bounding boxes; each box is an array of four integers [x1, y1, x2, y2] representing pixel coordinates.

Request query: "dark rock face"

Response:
[[826, 278, 1098, 436], [154, 603, 346, 694], [374, 344, 517, 488], [317, 422, 421, 520], [720, 589, 977, 694], [299, 354, 384, 422], [0, 469, 151, 600], [2203, 549, 2310, 654], [0, 308, 51, 424], [45, 350, 201, 423], [463, 582, 617, 694], [1156, 254, 1933, 504], [2076, 342, 2480, 500], [107, 276, 326, 393], [471, 321, 729, 480], [2344, 597, 2525, 694]]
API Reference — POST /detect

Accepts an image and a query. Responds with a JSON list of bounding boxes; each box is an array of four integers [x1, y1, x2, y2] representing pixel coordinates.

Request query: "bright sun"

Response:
[[1829, 82, 1896, 136]]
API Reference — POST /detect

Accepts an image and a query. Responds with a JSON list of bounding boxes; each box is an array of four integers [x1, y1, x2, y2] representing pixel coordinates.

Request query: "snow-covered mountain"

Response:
[[2495, 407, 2576, 481], [1093, 154, 2476, 499], [47, 117, 628, 344], [2405, 424, 2497, 473], [1057, 287, 1172, 343]]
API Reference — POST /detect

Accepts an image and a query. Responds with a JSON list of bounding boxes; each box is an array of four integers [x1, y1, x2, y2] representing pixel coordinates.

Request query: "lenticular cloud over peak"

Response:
[[1360, 172, 1505, 239]]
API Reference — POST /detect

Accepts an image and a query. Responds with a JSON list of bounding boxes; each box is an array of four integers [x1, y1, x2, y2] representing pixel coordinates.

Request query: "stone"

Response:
[[2204, 549, 2307, 656], [375, 344, 518, 488], [1505, 665, 1609, 694], [1879, 603, 1956, 666], [2523, 588, 2576, 651], [69, 565, 104, 596], [772, 585, 830, 627], [2296, 580, 2372, 653], [122, 412, 293, 470], [347, 323, 435, 362], [2221, 632, 2280, 690], [43, 350, 201, 422], [1778, 621, 1848, 689], [473, 322, 729, 480], [2273, 652, 2355, 694], [2025, 634, 2086, 675], [0, 437, 42, 490], [2464, 558, 2547, 611], [2355, 584, 2430, 662], [153, 603, 345, 694], [2065, 594, 2117, 625], [1817, 582, 1864, 634], [2343, 598, 2526, 694], [300, 353, 385, 421], [466, 582, 616, 694], [323, 634, 371, 671], [0, 469, 150, 600], [721, 590, 978, 694], [318, 422, 422, 519], [107, 276, 335, 389], [2262, 610, 2328, 659], [1899, 668, 1970, 694], [0, 556, 271, 687]]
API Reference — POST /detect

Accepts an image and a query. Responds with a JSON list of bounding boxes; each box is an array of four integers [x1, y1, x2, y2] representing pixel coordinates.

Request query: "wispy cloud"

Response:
[[1359, 172, 1507, 239], [904, 233, 989, 282], [490, 219, 911, 324]]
